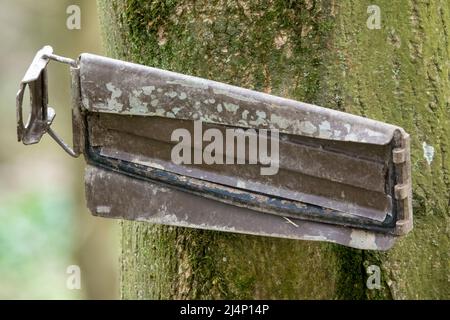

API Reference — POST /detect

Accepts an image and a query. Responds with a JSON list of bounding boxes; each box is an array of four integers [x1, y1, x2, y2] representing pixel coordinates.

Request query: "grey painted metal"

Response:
[[85, 165, 396, 251], [80, 53, 403, 145]]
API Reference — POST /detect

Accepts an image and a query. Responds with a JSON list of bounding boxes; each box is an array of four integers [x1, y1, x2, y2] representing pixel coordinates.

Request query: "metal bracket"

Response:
[[16, 45, 79, 157]]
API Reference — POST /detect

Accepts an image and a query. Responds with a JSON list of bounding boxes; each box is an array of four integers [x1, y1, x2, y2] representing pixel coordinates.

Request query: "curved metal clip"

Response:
[[16, 45, 79, 157]]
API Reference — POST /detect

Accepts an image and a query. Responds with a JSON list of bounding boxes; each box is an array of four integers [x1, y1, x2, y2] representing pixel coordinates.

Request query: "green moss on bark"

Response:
[[98, 0, 450, 299], [325, 0, 450, 299]]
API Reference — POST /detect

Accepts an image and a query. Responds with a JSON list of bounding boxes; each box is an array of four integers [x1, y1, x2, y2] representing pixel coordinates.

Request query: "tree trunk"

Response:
[[97, 0, 450, 299]]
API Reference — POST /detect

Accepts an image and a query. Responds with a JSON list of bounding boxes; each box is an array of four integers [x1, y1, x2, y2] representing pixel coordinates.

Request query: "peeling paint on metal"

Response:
[[299, 121, 317, 135], [249, 110, 268, 126], [96, 205, 111, 214], [345, 133, 358, 141], [129, 89, 148, 114], [105, 82, 123, 110], [270, 113, 290, 130], [349, 229, 378, 250], [236, 180, 246, 188], [223, 102, 239, 114], [142, 86, 155, 95], [318, 121, 332, 139], [165, 91, 178, 98], [172, 107, 182, 115]]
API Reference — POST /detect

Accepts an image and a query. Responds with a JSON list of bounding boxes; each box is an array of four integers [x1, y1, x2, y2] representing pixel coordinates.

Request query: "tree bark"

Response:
[[97, 0, 450, 299]]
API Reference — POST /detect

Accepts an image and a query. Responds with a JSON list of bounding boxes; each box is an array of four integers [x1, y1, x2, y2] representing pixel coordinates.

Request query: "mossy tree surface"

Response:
[[97, 0, 450, 299]]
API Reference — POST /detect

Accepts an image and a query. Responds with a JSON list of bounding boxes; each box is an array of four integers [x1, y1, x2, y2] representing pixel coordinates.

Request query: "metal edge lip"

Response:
[[78, 53, 403, 146]]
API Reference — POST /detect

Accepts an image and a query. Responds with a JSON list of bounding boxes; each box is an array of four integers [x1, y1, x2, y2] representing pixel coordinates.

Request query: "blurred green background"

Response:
[[0, 0, 119, 299]]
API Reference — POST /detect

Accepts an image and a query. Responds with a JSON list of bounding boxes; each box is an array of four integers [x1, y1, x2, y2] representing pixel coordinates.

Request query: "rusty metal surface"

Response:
[[17, 47, 414, 250]]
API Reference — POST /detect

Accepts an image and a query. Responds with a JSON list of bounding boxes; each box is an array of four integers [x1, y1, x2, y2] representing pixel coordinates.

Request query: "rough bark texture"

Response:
[[97, 0, 450, 299]]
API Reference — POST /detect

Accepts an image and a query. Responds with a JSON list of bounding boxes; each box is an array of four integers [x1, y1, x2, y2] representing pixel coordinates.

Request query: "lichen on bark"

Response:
[[97, 0, 450, 299]]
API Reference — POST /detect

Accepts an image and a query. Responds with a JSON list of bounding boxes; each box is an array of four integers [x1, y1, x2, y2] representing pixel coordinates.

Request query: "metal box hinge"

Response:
[[392, 134, 413, 235]]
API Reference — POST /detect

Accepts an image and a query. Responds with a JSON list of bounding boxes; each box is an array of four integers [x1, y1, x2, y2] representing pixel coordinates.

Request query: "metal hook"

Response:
[[16, 46, 79, 158]]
